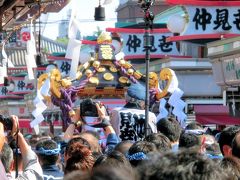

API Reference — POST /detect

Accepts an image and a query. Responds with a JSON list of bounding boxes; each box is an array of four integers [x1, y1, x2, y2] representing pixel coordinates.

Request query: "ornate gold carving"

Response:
[[97, 32, 112, 44], [109, 66, 118, 72], [133, 71, 142, 80], [100, 45, 114, 60], [127, 69, 134, 76], [89, 77, 99, 85], [61, 78, 72, 88], [123, 62, 132, 69], [50, 69, 62, 98], [103, 73, 114, 81], [156, 68, 173, 100], [93, 61, 100, 68], [37, 73, 49, 90], [119, 76, 129, 84], [85, 69, 93, 77], [119, 59, 126, 66], [96, 66, 106, 73], [149, 72, 159, 89]]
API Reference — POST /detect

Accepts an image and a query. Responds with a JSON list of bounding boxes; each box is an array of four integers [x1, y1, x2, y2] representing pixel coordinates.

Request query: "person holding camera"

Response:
[[64, 100, 119, 155], [0, 115, 43, 180]]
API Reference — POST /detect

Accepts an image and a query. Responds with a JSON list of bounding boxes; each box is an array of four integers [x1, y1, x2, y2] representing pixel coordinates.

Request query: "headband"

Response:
[[126, 152, 148, 161], [35, 144, 61, 155], [184, 129, 205, 135]]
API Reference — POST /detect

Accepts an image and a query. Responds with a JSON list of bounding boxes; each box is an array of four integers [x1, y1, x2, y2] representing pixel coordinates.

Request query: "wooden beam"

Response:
[[0, 0, 19, 14], [2, 4, 30, 30]]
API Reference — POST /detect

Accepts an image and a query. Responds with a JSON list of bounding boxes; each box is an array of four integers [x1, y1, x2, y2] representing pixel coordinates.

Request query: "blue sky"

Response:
[[43, 0, 119, 40]]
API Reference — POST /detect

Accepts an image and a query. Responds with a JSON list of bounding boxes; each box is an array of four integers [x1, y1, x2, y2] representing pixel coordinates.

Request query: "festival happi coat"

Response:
[[32, 31, 186, 131]]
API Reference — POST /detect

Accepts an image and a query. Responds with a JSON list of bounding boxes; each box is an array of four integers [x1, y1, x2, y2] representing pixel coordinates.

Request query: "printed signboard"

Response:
[[184, 6, 240, 35]]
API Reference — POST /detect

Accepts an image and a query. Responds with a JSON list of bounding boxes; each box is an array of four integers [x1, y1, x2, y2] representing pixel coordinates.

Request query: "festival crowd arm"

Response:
[[11, 115, 43, 180], [63, 103, 119, 153], [63, 109, 81, 141], [95, 103, 119, 154]]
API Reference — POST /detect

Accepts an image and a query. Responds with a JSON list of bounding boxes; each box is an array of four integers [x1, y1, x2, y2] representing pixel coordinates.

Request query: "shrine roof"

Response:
[[0, 0, 69, 31]]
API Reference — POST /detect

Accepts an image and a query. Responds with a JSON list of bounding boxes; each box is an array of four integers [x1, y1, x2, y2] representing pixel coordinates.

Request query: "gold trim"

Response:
[[103, 73, 114, 81], [119, 76, 129, 84], [96, 66, 106, 73], [109, 66, 118, 72], [89, 77, 99, 85]]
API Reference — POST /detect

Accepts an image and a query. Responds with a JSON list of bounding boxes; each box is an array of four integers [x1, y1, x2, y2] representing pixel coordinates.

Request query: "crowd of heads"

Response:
[[2, 116, 240, 180]]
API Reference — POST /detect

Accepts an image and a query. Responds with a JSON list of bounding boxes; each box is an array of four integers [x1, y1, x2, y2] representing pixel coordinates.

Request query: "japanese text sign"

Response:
[[184, 6, 240, 35], [120, 32, 179, 58]]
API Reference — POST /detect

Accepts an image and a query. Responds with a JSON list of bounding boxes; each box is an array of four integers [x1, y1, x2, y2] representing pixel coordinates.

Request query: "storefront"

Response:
[[207, 36, 240, 120], [153, 0, 240, 125]]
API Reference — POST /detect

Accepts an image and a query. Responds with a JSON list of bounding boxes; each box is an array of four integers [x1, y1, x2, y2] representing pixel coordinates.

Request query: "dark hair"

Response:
[[1, 143, 13, 173], [137, 149, 231, 180], [185, 122, 203, 130], [204, 135, 221, 157], [157, 117, 182, 142], [53, 135, 63, 144], [220, 156, 240, 179], [65, 137, 91, 153], [128, 141, 156, 167], [64, 166, 137, 180], [93, 150, 131, 169], [29, 134, 41, 147], [79, 131, 102, 156], [218, 126, 240, 155], [35, 139, 59, 166], [114, 140, 133, 155], [65, 142, 94, 174], [232, 132, 240, 159], [179, 132, 201, 149], [64, 171, 90, 180], [91, 165, 137, 180], [144, 133, 171, 153]]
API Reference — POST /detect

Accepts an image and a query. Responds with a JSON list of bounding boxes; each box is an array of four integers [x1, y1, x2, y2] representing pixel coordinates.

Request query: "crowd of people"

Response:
[[0, 83, 240, 180]]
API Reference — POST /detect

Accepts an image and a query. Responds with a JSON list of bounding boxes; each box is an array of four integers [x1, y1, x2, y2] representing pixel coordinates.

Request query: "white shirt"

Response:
[[111, 107, 157, 141]]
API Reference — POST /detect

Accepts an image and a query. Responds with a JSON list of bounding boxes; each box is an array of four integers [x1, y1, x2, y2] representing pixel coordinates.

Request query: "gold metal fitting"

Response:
[[69, 110, 76, 117], [97, 32, 112, 44], [85, 69, 93, 77], [61, 78, 72, 88], [119, 59, 126, 66], [93, 61, 100, 68], [133, 71, 142, 80], [127, 69, 134, 76]]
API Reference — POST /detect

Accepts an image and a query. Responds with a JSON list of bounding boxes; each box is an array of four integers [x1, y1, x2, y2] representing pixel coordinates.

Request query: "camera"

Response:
[[80, 98, 99, 117], [0, 115, 13, 131]]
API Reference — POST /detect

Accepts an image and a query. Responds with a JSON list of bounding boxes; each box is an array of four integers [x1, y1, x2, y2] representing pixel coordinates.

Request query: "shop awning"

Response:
[[194, 105, 240, 125]]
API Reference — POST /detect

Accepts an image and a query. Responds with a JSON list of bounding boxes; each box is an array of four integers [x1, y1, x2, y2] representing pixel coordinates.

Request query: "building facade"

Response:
[[116, 0, 170, 23], [115, 0, 240, 125]]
